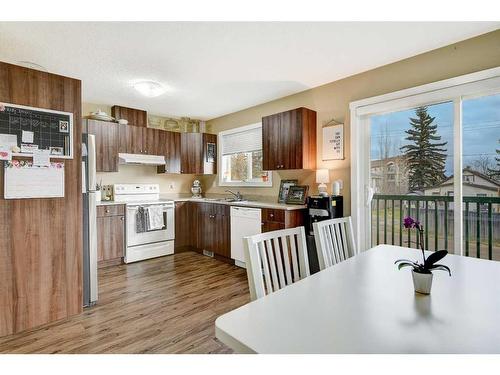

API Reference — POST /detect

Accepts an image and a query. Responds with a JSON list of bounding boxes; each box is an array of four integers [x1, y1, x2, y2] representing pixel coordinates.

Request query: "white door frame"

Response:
[[350, 66, 500, 253]]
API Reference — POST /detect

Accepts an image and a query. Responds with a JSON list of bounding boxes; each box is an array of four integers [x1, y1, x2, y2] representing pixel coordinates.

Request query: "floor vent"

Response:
[[203, 250, 214, 258]]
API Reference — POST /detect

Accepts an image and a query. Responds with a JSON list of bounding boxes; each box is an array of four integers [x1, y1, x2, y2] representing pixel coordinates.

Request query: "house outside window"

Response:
[[219, 123, 272, 187]]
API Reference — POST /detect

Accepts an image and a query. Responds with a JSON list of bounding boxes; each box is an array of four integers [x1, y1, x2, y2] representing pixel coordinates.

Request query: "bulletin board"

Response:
[[4, 160, 65, 199], [0, 102, 73, 158]]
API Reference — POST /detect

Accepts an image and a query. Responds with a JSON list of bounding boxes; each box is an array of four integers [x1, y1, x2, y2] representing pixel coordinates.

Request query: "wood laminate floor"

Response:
[[0, 252, 250, 353]]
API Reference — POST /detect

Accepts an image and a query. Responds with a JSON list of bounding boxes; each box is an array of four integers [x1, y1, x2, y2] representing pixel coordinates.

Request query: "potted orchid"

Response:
[[395, 216, 451, 294]]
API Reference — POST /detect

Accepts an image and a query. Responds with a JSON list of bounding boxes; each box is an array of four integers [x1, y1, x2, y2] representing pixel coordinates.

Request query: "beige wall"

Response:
[[204, 30, 500, 214]]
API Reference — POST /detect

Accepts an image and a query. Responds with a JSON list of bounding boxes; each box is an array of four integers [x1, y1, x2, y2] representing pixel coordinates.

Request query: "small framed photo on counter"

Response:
[[278, 179, 298, 203], [286, 185, 309, 205]]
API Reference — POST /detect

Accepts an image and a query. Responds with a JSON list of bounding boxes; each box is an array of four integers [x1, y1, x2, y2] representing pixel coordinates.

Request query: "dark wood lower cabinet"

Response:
[[96, 205, 125, 267], [174, 202, 305, 263], [197, 203, 230, 258], [261, 208, 305, 233]]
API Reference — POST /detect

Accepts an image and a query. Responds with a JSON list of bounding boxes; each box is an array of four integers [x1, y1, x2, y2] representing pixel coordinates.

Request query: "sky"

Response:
[[370, 93, 500, 176]]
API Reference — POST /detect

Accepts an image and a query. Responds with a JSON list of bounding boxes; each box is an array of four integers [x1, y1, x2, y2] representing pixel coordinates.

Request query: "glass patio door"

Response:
[[363, 92, 499, 259], [369, 101, 456, 253]]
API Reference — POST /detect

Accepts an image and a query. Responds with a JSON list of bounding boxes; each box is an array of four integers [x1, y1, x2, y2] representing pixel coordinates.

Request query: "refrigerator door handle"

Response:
[[88, 192, 98, 303], [87, 134, 97, 191]]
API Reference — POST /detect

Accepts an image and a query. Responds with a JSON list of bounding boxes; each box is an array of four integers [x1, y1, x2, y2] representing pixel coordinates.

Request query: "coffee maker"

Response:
[[305, 195, 343, 273]]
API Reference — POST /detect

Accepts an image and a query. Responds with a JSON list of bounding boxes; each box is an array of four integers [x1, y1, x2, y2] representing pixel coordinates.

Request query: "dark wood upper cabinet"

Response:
[[111, 105, 148, 127], [158, 131, 181, 174], [262, 107, 317, 170], [86, 119, 119, 172], [179, 132, 217, 175]]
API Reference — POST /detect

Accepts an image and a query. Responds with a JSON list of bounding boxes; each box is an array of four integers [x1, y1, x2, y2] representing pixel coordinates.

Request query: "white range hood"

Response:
[[118, 153, 166, 166]]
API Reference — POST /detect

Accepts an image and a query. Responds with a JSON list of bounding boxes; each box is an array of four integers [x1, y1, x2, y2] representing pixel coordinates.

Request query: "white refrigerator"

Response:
[[82, 133, 98, 306]]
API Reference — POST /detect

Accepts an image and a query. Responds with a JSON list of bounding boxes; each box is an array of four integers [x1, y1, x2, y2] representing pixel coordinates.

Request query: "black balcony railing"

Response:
[[371, 194, 500, 261]]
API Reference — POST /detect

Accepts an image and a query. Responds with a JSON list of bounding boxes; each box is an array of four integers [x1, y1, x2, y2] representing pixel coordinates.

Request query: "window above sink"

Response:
[[218, 123, 272, 187]]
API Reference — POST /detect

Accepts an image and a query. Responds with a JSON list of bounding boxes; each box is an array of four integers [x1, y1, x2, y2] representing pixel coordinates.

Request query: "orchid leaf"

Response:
[[424, 250, 448, 268], [397, 262, 415, 270], [429, 264, 451, 276]]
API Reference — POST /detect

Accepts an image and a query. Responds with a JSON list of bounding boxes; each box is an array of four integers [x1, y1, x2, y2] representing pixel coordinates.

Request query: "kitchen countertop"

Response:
[[97, 195, 306, 210], [160, 194, 306, 211]]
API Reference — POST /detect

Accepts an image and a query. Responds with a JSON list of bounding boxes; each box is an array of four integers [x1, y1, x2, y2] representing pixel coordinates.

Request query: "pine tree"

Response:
[[400, 106, 448, 191], [488, 139, 500, 180]]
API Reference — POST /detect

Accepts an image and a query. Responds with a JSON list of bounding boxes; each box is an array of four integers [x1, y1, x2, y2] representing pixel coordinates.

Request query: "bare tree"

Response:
[[470, 155, 495, 176]]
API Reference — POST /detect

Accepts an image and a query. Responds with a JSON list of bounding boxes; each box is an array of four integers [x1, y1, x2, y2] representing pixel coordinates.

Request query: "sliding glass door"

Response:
[[369, 101, 456, 252], [462, 93, 500, 260], [351, 70, 500, 258]]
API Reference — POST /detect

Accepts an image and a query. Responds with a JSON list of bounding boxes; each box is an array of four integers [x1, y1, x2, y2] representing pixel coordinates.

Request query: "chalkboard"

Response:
[[0, 103, 73, 158]]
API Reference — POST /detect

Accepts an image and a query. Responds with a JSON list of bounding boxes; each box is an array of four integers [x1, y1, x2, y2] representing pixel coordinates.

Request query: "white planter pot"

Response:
[[412, 270, 433, 295]]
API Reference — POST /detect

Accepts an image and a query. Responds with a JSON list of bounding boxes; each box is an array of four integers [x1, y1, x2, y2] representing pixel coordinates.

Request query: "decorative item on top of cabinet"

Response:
[[262, 107, 317, 170], [111, 105, 148, 127], [85, 119, 119, 172]]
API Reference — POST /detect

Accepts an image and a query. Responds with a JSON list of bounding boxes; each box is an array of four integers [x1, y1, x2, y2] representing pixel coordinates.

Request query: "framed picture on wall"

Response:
[[322, 123, 344, 160], [278, 179, 298, 203]]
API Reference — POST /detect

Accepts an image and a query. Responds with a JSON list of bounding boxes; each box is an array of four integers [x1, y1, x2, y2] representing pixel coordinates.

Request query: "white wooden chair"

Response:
[[313, 217, 357, 270], [243, 226, 310, 301]]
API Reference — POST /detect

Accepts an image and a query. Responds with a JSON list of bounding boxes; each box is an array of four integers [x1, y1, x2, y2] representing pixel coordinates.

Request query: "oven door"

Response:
[[126, 203, 175, 247]]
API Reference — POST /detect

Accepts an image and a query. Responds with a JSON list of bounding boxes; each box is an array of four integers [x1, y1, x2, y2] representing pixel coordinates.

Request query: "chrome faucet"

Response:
[[225, 190, 243, 201]]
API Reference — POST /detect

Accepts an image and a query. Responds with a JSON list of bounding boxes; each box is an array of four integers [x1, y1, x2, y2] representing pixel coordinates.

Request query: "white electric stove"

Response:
[[113, 184, 175, 263]]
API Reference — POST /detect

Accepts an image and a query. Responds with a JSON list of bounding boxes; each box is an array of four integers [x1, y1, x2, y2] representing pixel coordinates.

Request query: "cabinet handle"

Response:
[[120, 217, 124, 221], [269, 213, 274, 218], [105, 209, 110, 213]]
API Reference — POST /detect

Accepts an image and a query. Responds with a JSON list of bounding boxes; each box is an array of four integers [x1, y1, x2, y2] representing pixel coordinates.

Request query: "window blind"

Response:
[[221, 126, 262, 155]]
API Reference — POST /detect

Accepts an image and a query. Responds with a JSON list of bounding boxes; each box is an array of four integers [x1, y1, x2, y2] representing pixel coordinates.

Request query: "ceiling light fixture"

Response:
[[133, 80, 166, 98]]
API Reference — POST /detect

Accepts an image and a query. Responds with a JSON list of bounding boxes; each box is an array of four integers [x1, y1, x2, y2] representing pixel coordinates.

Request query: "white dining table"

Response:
[[215, 245, 500, 353]]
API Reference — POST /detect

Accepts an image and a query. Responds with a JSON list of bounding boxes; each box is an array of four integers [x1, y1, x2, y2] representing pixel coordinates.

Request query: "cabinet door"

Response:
[[213, 205, 230, 257], [280, 109, 303, 170], [262, 113, 281, 170], [97, 215, 125, 262], [175, 201, 197, 250], [87, 120, 119, 172], [165, 131, 181, 173], [119, 125, 144, 154], [181, 132, 203, 174], [144, 127, 159, 155], [197, 203, 216, 251]]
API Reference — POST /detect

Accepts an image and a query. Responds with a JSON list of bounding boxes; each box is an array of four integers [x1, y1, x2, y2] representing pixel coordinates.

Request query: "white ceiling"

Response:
[[0, 22, 498, 120]]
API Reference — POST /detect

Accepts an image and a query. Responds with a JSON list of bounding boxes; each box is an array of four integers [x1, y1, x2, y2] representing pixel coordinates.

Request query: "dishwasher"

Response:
[[230, 206, 262, 268]]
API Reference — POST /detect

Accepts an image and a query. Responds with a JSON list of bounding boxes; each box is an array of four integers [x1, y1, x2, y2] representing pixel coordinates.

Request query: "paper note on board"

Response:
[[0, 134, 17, 149], [33, 149, 51, 167], [22, 130, 34, 143]]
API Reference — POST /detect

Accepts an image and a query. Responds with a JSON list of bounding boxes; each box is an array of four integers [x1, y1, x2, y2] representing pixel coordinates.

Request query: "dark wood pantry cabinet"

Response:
[[262, 107, 317, 170]]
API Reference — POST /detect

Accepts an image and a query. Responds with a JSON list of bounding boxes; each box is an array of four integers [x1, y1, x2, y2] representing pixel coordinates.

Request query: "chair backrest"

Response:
[[243, 226, 310, 301], [313, 217, 356, 270]]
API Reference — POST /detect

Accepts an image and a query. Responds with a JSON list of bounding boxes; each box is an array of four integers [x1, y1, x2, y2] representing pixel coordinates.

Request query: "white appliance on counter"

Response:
[[113, 184, 175, 263], [230, 206, 262, 268]]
